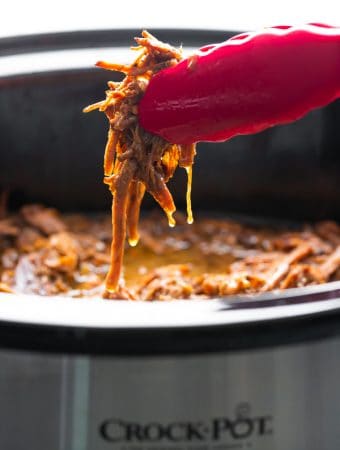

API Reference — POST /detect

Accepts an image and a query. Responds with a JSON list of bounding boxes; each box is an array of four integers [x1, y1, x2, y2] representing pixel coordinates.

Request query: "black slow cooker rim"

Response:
[[1, 302, 340, 356], [0, 28, 235, 58]]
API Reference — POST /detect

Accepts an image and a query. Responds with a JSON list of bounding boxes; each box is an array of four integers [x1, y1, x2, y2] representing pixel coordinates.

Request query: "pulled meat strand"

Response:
[[105, 160, 135, 291], [279, 264, 320, 289], [261, 243, 312, 291], [137, 264, 193, 301], [0, 218, 18, 236], [21, 204, 67, 235], [103, 128, 118, 176], [126, 181, 146, 246], [318, 245, 340, 280], [84, 31, 196, 294]]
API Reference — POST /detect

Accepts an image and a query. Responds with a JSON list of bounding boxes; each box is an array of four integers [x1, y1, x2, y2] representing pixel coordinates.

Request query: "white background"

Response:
[[0, 0, 339, 37]]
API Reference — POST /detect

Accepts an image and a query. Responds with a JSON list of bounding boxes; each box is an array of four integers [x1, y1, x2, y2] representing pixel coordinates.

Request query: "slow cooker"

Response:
[[1, 29, 340, 450]]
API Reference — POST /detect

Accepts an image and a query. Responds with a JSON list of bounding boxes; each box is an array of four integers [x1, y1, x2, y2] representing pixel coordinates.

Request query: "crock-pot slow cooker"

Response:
[[1, 29, 340, 450]]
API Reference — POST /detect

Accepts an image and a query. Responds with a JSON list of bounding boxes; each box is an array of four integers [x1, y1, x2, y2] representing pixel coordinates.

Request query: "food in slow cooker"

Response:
[[85, 26, 340, 296], [0, 204, 339, 300], [84, 31, 195, 295]]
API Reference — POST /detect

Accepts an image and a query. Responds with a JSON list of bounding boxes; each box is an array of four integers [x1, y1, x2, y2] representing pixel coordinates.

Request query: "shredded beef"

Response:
[[137, 265, 193, 301], [84, 31, 196, 295], [21, 204, 67, 235], [1, 205, 340, 300]]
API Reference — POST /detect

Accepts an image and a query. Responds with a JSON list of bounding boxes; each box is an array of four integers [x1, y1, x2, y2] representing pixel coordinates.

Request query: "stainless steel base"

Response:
[[1, 335, 340, 450]]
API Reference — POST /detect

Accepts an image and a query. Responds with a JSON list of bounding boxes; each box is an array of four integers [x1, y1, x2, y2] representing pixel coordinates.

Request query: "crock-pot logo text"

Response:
[[99, 404, 273, 443]]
